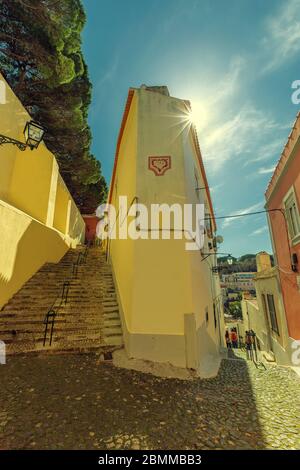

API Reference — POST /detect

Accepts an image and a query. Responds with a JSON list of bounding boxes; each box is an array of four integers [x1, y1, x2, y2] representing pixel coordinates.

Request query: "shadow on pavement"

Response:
[[0, 351, 266, 450]]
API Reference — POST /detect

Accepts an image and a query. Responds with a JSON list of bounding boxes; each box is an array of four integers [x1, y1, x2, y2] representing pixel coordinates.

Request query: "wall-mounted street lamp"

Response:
[[0, 120, 45, 151], [201, 251, 233, 263], [208, 254, 234, 273], [227, 255, 233, 265]]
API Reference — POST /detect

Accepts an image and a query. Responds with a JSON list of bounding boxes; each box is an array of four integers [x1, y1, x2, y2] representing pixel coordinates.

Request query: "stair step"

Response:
[[104, 336, 123, 346], [103, 313, 120, 321], [103, 326, 123, 336], [0, 246, 123, 355], [5, 339, 107, 355], [103, 319, 121, 327], [103, 306, 119, 312]]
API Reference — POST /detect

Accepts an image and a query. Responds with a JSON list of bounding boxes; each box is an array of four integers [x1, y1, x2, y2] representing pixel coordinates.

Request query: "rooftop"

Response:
[[265, 111, 300, 201], [140, 85, 170, 96]]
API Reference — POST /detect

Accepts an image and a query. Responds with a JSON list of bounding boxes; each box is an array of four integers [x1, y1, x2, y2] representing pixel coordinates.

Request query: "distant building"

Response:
[[243, 112, 300, 366], [241, 260, 274, 360], [221, 272, 256, 292], [82, 214, 100, 242]]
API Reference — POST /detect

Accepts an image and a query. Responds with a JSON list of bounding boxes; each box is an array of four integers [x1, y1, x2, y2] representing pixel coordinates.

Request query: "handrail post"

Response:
[[43, 318, 49, 347], [72, 262, 78, 277], [43, 309, 56, 347], [49, 314, 56, 346], [61, 281, 70, 305]]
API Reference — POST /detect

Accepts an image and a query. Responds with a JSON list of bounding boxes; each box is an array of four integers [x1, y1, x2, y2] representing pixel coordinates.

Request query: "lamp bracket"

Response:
[[0, 134, 27, 151]]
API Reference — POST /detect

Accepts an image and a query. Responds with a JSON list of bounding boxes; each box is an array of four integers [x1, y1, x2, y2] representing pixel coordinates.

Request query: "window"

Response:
[[213, 304, 217, 329], [205, 307, 209, 325], [266, 294, 279, 335], [261, 294, 268, 317], [284, 188, 300, 240]]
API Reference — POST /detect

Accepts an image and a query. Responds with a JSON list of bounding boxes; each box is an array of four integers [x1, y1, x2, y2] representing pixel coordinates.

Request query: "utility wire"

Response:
[[204, 208, 283, 221], [204, 208, 292, 266]]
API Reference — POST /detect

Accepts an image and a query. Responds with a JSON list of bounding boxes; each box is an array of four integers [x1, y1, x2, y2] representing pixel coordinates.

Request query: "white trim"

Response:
[[283, 185, 300, 244]]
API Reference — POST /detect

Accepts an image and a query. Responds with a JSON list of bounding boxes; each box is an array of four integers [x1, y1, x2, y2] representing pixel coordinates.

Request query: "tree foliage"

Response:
[[238, 254, 256, 263], [0, 0, 107, 213], [228, 301, 242, 319], [217, 253, 257, 273]]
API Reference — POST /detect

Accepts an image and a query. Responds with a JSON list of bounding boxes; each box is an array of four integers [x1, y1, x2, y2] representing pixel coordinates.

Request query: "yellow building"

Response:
[[0, 72, 85, 309], [242, 252, 293, 365], [106, 85, 225, 376]]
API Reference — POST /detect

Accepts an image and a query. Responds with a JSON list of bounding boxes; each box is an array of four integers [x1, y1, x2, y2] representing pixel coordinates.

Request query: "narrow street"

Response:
[[0, 352, 299, 450]]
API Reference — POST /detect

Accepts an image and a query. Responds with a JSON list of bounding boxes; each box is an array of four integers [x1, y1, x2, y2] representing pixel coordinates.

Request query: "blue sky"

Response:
[[82, 0, 300, 257]]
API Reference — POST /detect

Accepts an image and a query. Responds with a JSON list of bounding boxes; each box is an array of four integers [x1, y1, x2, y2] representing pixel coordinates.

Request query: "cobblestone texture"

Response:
[[0, 352, 299, 450]]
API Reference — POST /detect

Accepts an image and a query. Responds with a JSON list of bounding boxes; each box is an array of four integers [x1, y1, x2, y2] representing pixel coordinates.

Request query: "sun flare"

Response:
[[188, 101, 209, 129]]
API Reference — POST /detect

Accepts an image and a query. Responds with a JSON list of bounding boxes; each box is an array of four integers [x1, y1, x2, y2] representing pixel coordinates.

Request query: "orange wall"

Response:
[[267, 140, 300, 340], [83, 215, 100, 241]]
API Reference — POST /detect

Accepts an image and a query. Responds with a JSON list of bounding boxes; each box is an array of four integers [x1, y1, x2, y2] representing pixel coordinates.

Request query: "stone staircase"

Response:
[[0, 246, 124, 355]]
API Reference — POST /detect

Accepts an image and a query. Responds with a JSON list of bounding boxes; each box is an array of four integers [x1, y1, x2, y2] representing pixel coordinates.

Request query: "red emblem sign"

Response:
[[148, 156, 171, 176]]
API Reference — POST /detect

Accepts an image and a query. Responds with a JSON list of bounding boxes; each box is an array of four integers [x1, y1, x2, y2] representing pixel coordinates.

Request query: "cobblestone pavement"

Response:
[[0, 351, 299, 450]]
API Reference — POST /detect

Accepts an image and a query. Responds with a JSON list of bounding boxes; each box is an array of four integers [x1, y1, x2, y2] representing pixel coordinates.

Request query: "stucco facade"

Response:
[[255, 267, 292, 364], [0, 73, 85, 308], [83, 214, 100, 242], [252, 112, 300, 365], [106, 85, 224, 376]]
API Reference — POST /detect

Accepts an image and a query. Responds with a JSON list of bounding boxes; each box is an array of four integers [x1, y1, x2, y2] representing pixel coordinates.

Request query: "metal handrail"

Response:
[[43, 309, 56, 346], [42, 242, 91, 347], [72, 251, 86, 277], [246, 331, 267, 370], [72, 262, 79, 277], [61, 280, 70, 305]]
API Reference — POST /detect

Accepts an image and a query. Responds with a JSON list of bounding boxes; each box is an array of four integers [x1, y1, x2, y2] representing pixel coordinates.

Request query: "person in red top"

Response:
[[230, 329, 238, 349]]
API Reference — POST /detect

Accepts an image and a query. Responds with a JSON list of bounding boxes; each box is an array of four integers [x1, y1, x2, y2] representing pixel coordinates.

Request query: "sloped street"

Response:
[[0, 352, 299, 450]]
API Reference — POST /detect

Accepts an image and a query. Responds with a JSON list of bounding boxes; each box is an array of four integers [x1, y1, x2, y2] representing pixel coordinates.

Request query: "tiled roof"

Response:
[[265, 112, 300, 201]]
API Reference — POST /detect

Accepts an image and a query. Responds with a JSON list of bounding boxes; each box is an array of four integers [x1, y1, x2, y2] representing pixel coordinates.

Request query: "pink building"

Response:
[[260, 111, 300, 364]]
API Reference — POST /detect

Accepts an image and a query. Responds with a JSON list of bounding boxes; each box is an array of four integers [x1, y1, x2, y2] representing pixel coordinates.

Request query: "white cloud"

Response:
[[207, 56, 246, 107], [187, 56, 246, 134], [262, 0, 300, 72], [244, 138, 287, 166], [96, 57, 119, 88], [200, 103, 286, 173], [246, 164, 277, 180], [222, 201, 265, 229], [210, 183, 224, 193], [250, 226, 268, 236], [258, 166, 276, 175], [90, 57, 119, 117]]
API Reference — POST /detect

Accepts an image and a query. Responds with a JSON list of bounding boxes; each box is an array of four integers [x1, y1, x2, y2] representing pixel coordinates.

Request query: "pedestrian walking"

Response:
[[225, 330, 231, 348], [245, 331, 253, 360], [230, 328, 238, 348]]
